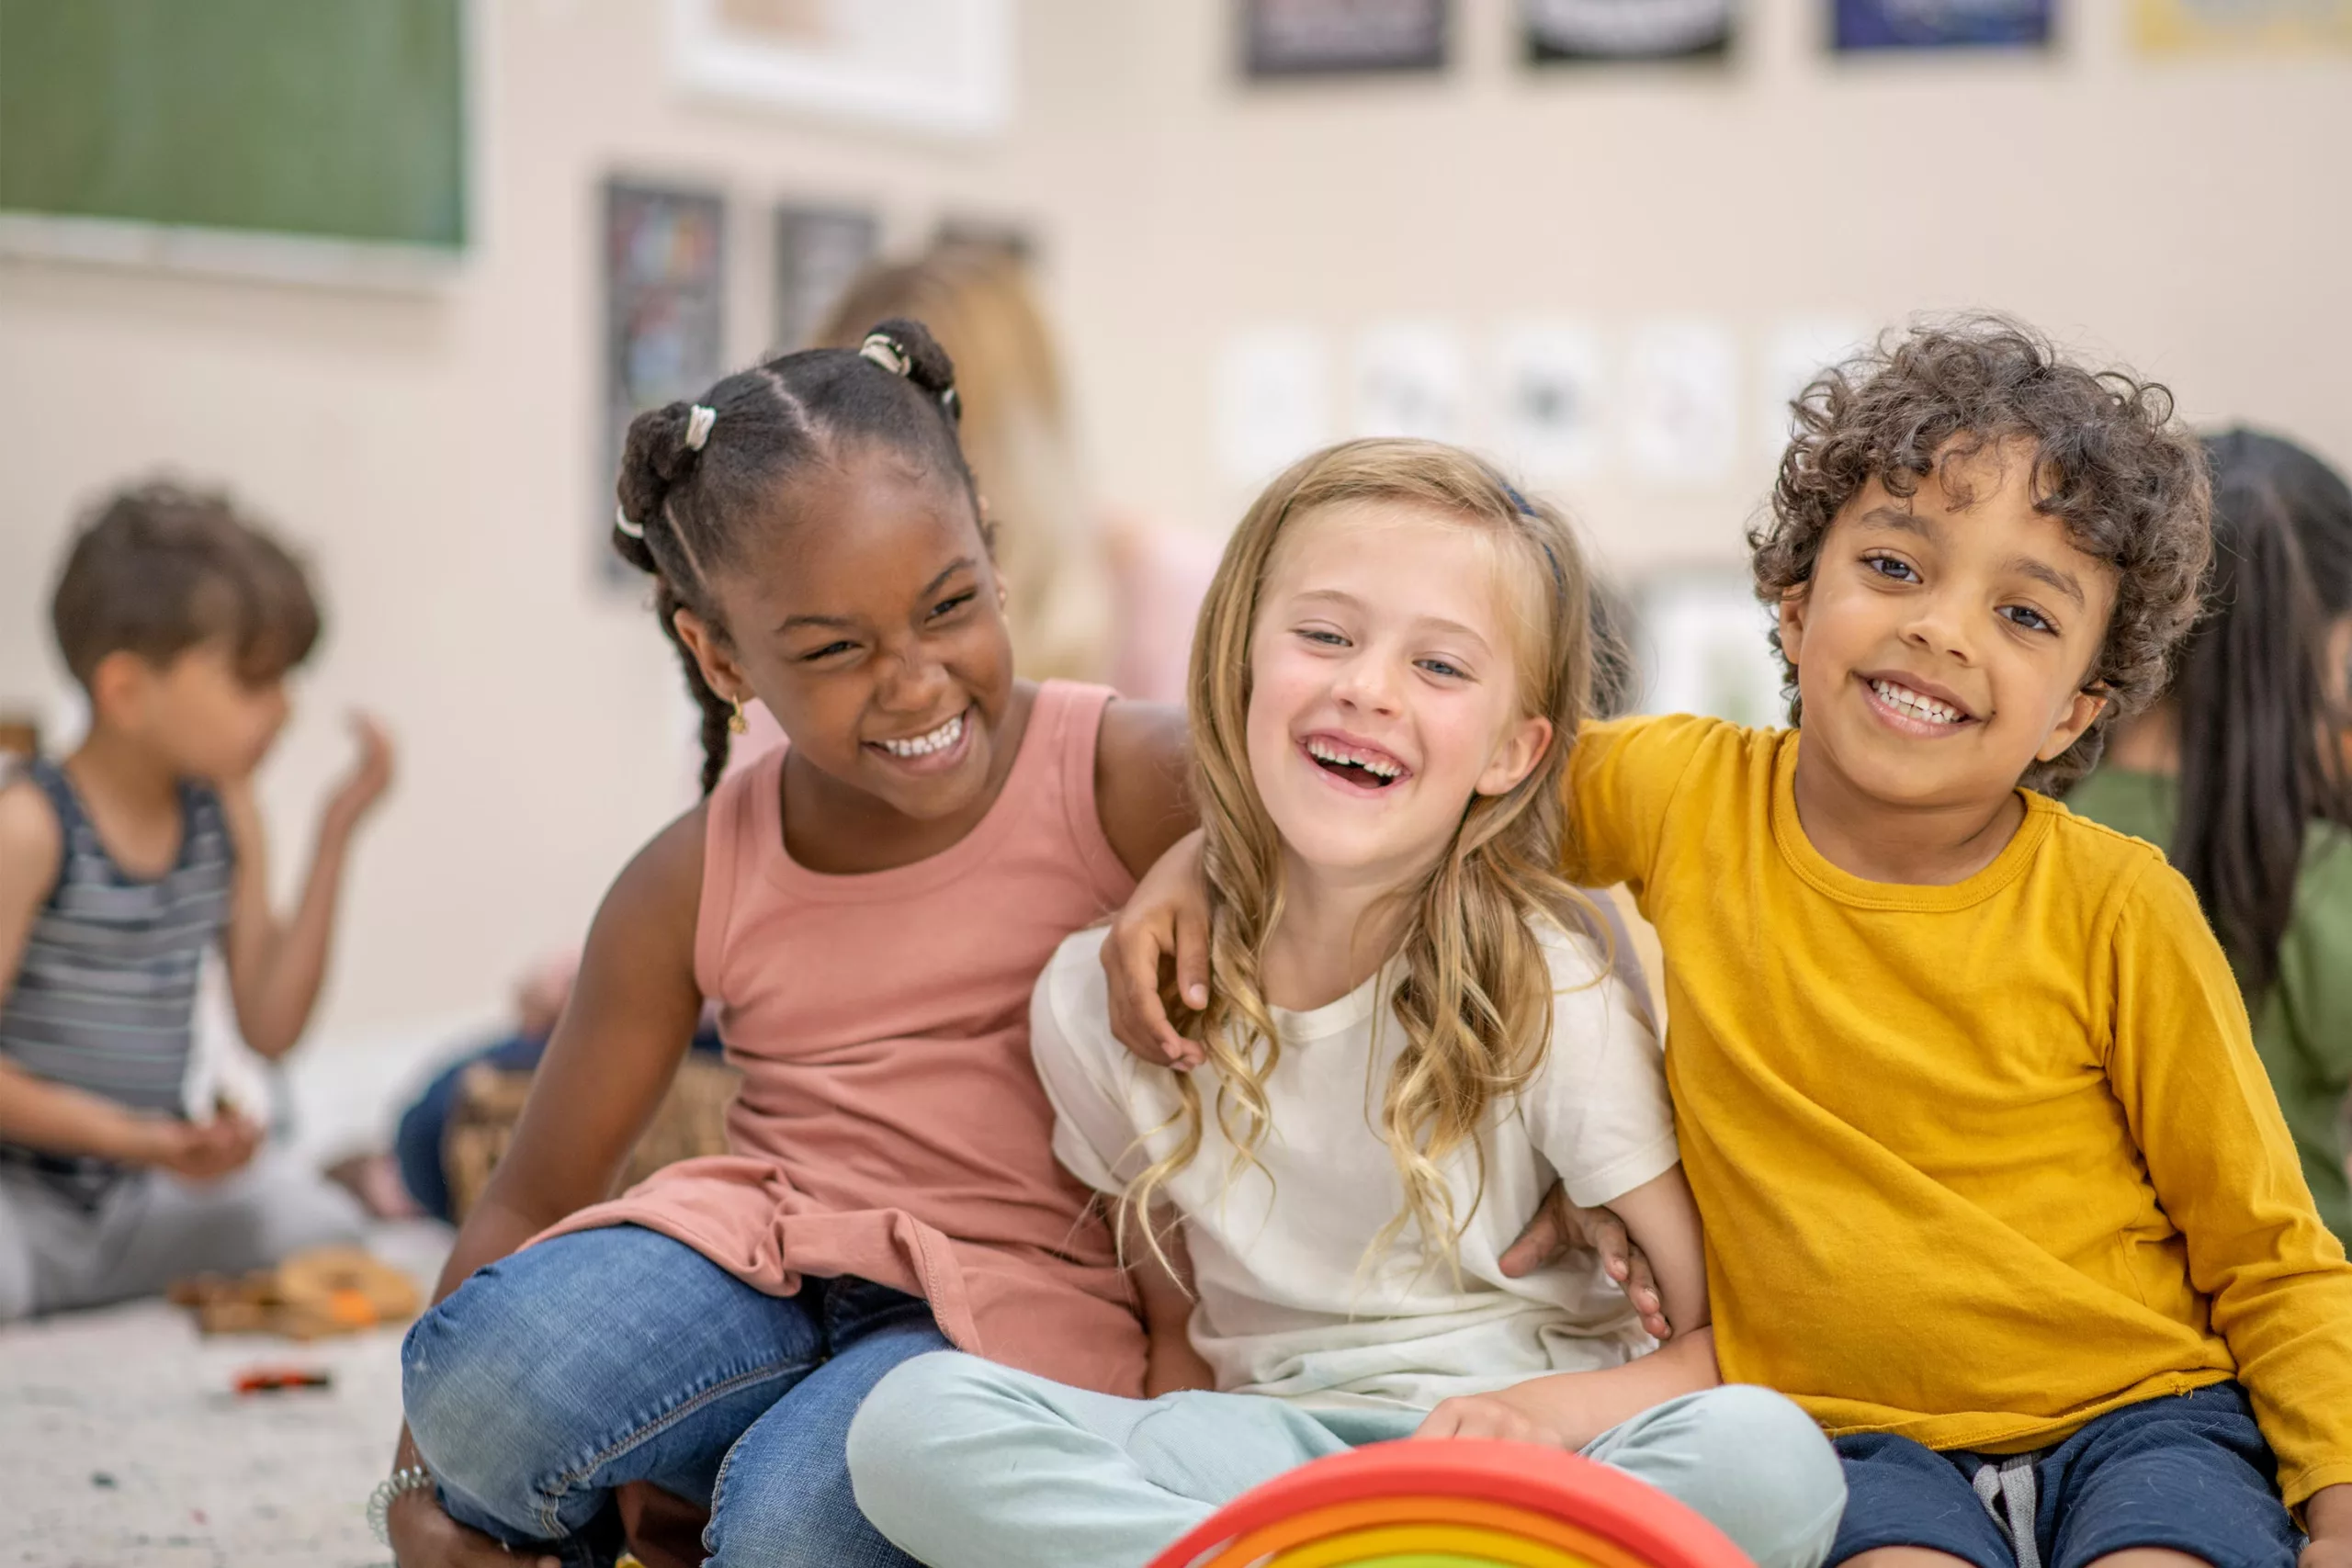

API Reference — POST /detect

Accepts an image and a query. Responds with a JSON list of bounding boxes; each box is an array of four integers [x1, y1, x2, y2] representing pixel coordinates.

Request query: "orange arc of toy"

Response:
[[1202, 1495, 1654, 1568], [1146, 1439, 1754, 1568]]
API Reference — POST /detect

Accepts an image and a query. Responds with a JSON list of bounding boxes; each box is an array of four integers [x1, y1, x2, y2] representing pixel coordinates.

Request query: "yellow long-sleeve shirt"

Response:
[[1566, 713, 2352, 1506]]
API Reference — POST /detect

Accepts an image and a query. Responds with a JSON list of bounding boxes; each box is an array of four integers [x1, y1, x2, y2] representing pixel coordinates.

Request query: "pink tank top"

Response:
[[536, 682, 1147, 1396]]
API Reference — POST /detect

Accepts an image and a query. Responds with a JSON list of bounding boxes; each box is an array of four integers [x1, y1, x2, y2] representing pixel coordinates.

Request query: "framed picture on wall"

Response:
[[1832, 0, 2052, 51], [604, 180, 726, 577], [774, 204, 878, 354], [669, 0, 1012, 139], [2130, 0, 2352, 54], [1243, 0, 1449, 77], [1522, 0, 1734, 62]]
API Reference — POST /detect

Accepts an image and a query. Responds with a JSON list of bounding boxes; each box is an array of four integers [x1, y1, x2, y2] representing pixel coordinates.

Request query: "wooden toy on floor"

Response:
[[1145, 1439, 1755, 1568], [169, 1245, 423, 1340]]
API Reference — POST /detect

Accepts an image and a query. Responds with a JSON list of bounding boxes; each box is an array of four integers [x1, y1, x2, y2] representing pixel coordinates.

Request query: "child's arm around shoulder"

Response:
[[219, 714, 394, 1058], [1093, 698, 1195, 881]]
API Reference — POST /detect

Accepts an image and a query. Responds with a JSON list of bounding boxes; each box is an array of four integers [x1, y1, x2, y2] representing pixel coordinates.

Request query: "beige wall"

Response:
[[4, 0, 2347, 1054]]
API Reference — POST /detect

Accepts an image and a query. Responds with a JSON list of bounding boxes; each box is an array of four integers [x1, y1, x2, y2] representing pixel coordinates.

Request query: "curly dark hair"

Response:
[[1750, 315, 2212, 791]]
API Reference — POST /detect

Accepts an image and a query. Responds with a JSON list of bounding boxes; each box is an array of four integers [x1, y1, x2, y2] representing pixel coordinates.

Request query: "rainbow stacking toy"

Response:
[[1145, 1438, 1756, 1568]]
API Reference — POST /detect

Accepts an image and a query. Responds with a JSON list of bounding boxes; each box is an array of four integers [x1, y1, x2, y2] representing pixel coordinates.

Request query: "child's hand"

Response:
[[322, 713, 396, 836], [1498, 1185, 1669, 1341], [139, 1111, 262, 1182], [2301, 1484, 2352, 1568], [1413, 1392, 1578, 1451], [1101, 829, 1210, 1070]]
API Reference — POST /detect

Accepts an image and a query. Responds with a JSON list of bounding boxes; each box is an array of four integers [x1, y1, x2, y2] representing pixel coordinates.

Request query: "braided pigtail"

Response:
[[616, 396, 741, 795]]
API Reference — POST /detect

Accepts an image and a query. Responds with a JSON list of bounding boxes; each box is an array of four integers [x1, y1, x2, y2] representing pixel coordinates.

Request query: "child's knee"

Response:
[[400, 1283, 574, 1534], [1617, 1384, 1846, 1567], [847, 1350, 995, 1492]]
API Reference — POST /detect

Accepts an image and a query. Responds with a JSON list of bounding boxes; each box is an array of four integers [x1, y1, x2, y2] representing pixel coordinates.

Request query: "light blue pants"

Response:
[[848, 1350, 1847, 1568]]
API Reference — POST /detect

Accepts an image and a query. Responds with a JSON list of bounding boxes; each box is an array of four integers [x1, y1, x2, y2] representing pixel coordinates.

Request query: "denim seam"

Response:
[[529, 1355, 809, 1537]]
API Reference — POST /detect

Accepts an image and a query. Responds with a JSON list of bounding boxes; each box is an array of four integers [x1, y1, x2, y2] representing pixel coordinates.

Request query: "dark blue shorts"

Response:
[[1829, 1381, 2304, 1568]]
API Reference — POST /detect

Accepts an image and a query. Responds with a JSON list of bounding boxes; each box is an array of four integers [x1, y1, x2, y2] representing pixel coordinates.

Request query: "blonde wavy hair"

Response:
[[816, 242, 1109, 683], [1124, 439, 1605, 1280]]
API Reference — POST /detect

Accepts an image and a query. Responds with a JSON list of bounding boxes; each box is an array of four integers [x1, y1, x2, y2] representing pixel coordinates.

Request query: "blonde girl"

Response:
[[844, 439, 1845, 1568]]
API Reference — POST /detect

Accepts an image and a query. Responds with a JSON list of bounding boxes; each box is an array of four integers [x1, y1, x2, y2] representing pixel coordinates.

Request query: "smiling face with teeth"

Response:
[[1241, 501, 1554, 891], [672, 448, 1022, 859], [1777, 441, 2120, 866]]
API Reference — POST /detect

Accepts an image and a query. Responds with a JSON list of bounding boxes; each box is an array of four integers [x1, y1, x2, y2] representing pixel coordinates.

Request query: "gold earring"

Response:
[[728, 697, 748, 735]]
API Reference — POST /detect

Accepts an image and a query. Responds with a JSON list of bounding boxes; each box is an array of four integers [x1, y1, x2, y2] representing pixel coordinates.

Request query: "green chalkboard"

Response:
[[0, 0, 465, 252]]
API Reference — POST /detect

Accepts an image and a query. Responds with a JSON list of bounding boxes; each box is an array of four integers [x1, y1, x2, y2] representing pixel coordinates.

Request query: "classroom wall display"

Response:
[[1832, 0, 2053, 51], [1215, 327, 1336, 485], [670, 0, 1011, 138], [1492, 321, 1609, 481], [1636, 573, 1788, 726], [0, 0, 466, 288], [1352, 322, 1471, 444], [604, 181, 727, 574], [1623, 321, 1740, 486], [1243, 0, 1450, 76], [1522, 0, 1735, 62], [775, 204, 879, 354], [2130, 0, 2352, 53]]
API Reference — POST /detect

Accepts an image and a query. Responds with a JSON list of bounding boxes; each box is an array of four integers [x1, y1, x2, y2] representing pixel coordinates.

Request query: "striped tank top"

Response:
[[0, 758, 235, 1206]]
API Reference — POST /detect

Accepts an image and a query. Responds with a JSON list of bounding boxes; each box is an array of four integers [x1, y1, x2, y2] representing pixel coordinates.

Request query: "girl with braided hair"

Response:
[[386, 319, 1196, 1567]]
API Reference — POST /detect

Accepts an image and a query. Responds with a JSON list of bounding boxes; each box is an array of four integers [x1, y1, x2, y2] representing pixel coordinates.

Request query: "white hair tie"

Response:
[[684, 404, 717, 450], [614, 504, 645, 539], [859, 333, 910, 378]]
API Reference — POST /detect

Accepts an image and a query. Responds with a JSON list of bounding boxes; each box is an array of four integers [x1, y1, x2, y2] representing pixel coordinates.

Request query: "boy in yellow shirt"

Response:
[[1104, 320, 2352, 1568]]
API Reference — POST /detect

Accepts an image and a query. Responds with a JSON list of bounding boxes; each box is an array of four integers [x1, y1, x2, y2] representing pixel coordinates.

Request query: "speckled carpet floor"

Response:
[[0, 1221, 449, 1568]]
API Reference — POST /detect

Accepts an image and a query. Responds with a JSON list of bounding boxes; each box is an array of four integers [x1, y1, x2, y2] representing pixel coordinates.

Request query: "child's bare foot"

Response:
[[325, 1151, 423, 1221]]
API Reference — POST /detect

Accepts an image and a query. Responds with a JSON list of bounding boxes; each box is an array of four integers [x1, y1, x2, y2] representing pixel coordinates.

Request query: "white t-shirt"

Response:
[[1030, 914, 1678, 1414]]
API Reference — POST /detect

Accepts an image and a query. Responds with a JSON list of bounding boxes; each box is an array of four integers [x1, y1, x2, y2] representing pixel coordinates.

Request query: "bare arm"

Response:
[[0, 779, 260, 1177], [389, 806, 707, 1566], [1120, 1201, 1215, 1397], [220, 716, 393, 1059], [1093, 699, 1196, 882]]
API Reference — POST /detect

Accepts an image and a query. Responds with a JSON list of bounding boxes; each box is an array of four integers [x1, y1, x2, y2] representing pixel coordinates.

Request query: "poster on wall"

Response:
[[775, 204, 878, 354], [1635, 574, 1786, 727], [1352, 322, 1469, 443], [1215, 327, 1334, 485], [604, 181, 726, 575], [1623, 320, 1739, 486], [2130, 0, 2352, 53], [1523, 0, 1734, 62], [1492, 321, 1607, 481], [1832, 0, 2052, 51], [1244, 0, 1449, 76]]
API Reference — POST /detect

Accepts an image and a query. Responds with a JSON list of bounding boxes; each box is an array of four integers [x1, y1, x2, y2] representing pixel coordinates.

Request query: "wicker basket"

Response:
[[442, 1054, 741, 1222]]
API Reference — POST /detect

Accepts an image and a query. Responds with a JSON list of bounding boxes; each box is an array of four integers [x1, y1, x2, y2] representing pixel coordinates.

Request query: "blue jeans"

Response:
[[848, 1351, 1847, 1568], [401, 1224, 949, 1568]]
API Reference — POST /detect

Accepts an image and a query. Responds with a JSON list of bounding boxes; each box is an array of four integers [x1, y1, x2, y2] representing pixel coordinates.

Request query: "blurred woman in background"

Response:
[[817, 241, 1215, 702]]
